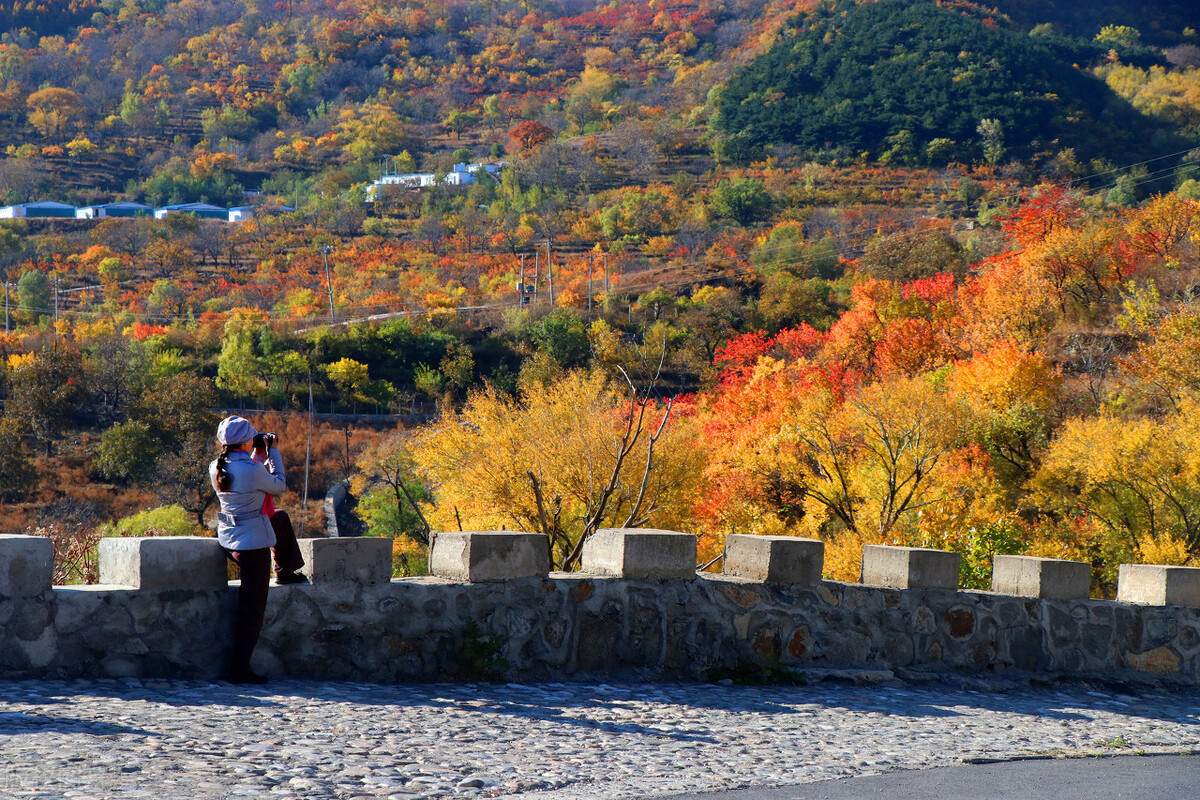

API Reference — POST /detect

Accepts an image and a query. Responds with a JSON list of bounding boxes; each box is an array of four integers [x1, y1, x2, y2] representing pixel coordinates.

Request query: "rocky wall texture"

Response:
[[1, 575, 1198, 684]]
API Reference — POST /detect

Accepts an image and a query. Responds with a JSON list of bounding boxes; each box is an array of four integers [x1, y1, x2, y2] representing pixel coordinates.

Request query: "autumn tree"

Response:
[[858, 227, 967, 283], [414, 370, 703, 570], [351, 432, 433, 571], [1024, 219, 1130, 309], [26, 87, 86, 139], [946, 342, 1062, 492], [1123, 192, 1200, 263], [697, 337, 971, 577], [324, 357, 394, 409], [564, 65, 624, 132], [4, 346, 84, 455], [1031, 405, 1200, 585], [1119, 307, 1200, 406], [507, 121, 553, 152], [338, 102, 407, 161], [142, 238, 195, 278]]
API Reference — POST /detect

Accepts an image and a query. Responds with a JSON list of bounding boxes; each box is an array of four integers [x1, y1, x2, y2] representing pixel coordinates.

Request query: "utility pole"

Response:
[[322, 245, 336, 321], [302, 371, 313, 516], [518, 253, 526, 308], [533, 249, 540, 306], [545, 240, 555, 305], [587, 254, 593, 314], [4, 281, 9, 334], [53, 277, 59, 325], [603, 253, 610, 293]]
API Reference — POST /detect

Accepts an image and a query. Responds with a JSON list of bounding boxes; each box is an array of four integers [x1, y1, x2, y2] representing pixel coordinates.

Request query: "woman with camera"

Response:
[[209, 415, 305, 684]]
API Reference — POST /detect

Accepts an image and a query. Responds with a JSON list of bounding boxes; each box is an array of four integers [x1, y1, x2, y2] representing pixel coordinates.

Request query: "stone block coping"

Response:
[[0, 534, 53, 597], [723, 534, 824, 584], [860, 544, 959, 591], [298, 536, 393, 585], [428, 531, 549, 582], [98, 536, 226, 591], [581, 529, 697, 580], [991, 554, 1091, 600], [1117, 564, 1200, 607]]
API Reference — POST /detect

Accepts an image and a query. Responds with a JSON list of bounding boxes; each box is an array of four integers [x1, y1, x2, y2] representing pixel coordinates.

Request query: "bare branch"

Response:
[[623, 397, 672, 527], [397, 480, 432, 545]]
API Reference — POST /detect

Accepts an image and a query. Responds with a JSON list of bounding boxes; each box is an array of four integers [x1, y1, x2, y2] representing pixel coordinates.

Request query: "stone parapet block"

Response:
[[0, 534, 53, 597], [298, 536, 393, 585], [98, 536, 227, 591], [723, 534, 824, 584], [428, 531, 549, 582], [991, 555, 1091, 600], [861, 545, 959, 591], [1118, 564, 1200, 607], [581, 528, 697, 580]]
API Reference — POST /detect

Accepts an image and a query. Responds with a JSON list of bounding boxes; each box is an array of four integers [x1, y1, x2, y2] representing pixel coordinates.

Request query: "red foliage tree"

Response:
[[507, 120, 553, 152]]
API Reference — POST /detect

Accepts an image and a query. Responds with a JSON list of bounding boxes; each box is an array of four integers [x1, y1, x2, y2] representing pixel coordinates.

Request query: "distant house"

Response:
[[462, 162, 503, 181], [154, 202, 228, 220], [366, 162, 502, 201], [0, 201, 78, 219], [228, 204, 295, 222], [76, 202, 152, 219], [371, 173, 437, 192]]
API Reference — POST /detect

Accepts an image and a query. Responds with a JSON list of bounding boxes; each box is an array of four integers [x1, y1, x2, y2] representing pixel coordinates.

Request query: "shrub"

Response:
[[97, 505, 204, 538]]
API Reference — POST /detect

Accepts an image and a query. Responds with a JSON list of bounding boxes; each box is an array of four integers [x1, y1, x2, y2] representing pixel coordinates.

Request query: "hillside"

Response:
[[988, 0, 1200, 43], [1, 0, 1200, 594], [0, 0, 810, 205], [714, 0, 1185, 167]]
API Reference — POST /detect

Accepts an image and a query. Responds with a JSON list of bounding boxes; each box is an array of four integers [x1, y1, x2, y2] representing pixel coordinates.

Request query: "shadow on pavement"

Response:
[[657, 754, 1200, 800]]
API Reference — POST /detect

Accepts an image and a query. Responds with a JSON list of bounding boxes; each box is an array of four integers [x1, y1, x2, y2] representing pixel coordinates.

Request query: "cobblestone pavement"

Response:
[[0, 678, 1198, 799]]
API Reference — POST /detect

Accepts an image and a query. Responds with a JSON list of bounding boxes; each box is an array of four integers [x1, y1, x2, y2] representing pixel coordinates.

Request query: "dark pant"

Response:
[[223, 513, 306, 674], [225, 547, 271, 674], [270, 511, 305, 578]]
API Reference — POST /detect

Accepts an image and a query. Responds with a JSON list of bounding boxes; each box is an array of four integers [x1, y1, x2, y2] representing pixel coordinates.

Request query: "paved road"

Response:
[[0, 678, 1197, 798], [659, 755, 1200, 800]]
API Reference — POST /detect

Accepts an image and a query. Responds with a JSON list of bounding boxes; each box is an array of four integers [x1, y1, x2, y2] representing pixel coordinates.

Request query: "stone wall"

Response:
[[0, 532, 1198, 684]]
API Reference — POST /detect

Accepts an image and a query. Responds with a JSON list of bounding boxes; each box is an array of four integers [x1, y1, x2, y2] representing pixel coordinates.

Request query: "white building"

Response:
[[366, 162, 502, 200], [154, 202, 229, 220], [76, 202, 152, 219], [228, 204, 296, 222], [0, 201, 78, 219]]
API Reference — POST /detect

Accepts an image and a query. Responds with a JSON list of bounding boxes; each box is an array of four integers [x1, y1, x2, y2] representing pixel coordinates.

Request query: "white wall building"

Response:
[[0, 201, 78, 219], [366, 162, 502, 201], [76, 202, 152, 219]]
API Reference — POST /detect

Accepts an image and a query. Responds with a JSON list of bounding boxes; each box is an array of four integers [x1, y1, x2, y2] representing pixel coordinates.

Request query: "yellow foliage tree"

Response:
[[413, 370, 704, 570], [1030, 404, 1200, 590], [945, 341, 1061, 491], [1120, 307, 1200, 405], [1123, 192, 1200, 263], [26, 87, 86, 139], [699, 371, 971, 580], [957, 257, 1059, 352]]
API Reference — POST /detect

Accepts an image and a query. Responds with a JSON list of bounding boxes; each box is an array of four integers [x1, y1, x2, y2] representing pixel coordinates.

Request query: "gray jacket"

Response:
[[208, 448, 286, 551]]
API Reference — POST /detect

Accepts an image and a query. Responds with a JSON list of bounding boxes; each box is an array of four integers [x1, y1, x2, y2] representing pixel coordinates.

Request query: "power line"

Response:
[[1073, 144, 1200, 184]]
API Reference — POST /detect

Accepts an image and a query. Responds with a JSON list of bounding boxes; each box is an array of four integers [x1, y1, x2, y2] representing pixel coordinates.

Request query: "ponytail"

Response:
[[215, 444, 238, 492]]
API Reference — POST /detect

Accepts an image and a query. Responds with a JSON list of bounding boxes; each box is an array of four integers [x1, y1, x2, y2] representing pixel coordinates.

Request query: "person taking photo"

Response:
[[209, 415, 304, 684]]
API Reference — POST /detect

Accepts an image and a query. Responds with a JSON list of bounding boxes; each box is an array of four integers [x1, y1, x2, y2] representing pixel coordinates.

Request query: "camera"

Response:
[[253, 432, 278, 450]]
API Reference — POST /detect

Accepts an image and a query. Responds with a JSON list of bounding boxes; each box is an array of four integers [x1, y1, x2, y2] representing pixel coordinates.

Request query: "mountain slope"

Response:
[[714, 0, 1184, 165]]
